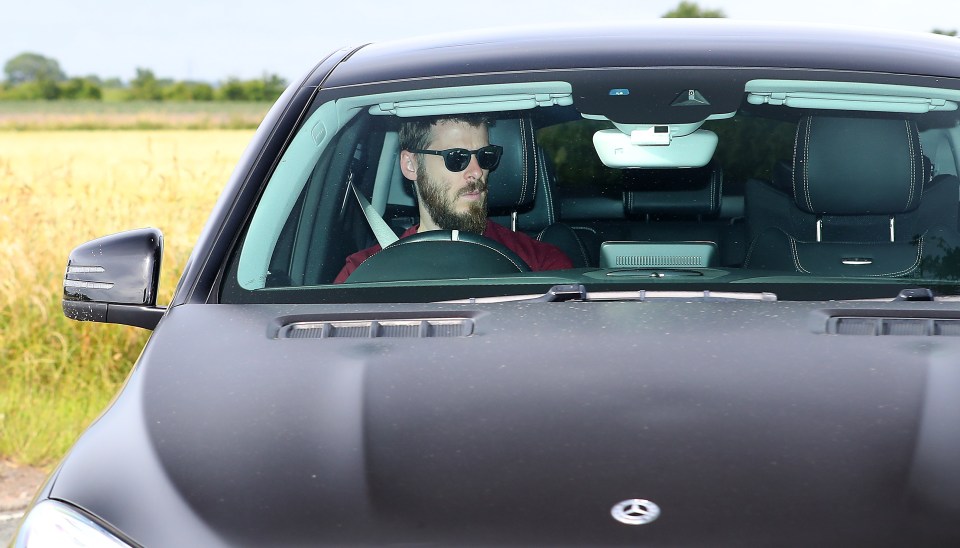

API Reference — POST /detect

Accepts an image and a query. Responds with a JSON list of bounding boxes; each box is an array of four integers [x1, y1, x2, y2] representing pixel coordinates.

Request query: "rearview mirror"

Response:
[[593, 129, 718, 168], [62, 228, 165, 330]]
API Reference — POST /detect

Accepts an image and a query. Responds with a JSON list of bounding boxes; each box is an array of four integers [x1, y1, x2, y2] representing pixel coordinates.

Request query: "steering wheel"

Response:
[[345, 230, 531, 283]]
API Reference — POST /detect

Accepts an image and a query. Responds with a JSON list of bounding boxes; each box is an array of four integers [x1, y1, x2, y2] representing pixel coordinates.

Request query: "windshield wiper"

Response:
[[440, 284, 585, 303], [895, 288, 936, 301], [527, 284, 587, 302], [443, 285, 778, 303], [583, 288, 778, 302]]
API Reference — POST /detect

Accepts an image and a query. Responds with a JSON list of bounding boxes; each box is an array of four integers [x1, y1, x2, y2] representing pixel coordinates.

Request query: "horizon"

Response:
[[3, 0, 958, 83]]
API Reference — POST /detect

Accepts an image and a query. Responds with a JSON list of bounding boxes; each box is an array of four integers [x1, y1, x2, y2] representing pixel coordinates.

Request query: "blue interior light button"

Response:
[[609, 88, 630, 96]]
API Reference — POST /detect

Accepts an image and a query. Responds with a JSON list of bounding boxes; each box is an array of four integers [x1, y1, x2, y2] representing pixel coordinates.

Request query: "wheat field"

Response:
[[0, 101, 271, 130], [0, 130, 254, 466]]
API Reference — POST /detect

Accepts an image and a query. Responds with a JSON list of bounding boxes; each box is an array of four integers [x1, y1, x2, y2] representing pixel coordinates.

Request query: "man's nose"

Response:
[[464, 153, 483, 179]]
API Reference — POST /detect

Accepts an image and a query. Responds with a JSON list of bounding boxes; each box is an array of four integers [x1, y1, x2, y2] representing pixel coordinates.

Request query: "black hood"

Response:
[[49, 300, 960, 546]]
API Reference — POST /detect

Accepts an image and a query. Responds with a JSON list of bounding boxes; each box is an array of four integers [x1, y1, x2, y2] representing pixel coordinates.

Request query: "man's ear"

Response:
[[399, 150, 418, 182]]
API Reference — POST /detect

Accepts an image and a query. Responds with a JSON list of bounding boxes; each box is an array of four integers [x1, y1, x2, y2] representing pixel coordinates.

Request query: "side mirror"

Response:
[[62, 228, 165, 330]]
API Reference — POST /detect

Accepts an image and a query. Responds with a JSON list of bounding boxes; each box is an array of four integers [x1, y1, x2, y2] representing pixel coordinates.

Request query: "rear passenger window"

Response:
[[538, 116, 796, 199], [538, 119, 621, 198], [705, 115, 796, 194], [535, 113, 796, 269]]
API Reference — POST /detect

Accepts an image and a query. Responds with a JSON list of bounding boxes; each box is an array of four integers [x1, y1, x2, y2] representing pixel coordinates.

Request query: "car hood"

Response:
[[49, 300, 960, 546]]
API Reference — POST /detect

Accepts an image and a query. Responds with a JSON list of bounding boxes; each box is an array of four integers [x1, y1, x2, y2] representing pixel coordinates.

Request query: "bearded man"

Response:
[[334, 115, 572, 284]]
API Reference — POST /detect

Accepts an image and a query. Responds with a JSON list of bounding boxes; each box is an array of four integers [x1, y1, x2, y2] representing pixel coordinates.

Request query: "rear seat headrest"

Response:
[[792, 115, 925, 216], [622, 162, 723, 218]]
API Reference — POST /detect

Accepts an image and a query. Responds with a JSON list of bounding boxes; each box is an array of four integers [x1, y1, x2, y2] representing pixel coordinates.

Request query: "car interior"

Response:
[[224, 74, 960, 300]]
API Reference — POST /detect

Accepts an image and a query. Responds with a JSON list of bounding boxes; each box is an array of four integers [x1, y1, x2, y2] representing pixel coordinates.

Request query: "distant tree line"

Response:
[[662, 1, 726, 17], [0, 52, 287, 102], [2, 3, 955, 102]]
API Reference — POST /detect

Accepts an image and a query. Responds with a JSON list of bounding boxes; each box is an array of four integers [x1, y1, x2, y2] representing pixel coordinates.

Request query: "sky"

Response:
[[3, 0, 957, 84]]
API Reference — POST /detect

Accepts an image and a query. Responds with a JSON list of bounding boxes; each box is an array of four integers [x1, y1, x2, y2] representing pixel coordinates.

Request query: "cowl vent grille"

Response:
[[828, 317, 960, 336], [279, 318, 474, 339]]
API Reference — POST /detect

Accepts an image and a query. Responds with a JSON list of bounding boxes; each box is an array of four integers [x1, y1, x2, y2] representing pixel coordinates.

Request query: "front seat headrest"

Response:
[[792, 115, 926, 216], [486, 117, 537, 212]]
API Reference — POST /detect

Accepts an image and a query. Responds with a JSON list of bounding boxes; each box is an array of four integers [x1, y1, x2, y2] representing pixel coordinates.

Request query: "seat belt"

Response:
[[348, 173, 399, 248]]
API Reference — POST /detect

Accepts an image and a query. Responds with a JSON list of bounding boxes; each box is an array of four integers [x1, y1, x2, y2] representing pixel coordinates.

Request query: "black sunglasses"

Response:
[[411, 145, 503, 172]]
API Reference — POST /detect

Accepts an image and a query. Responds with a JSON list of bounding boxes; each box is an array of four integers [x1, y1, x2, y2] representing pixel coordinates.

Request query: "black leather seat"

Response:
[[744, 115, 960, 276], [522, 147, 747, 267], [620, 163, 748, 265], [622, 163, 723, 221], [486, 117, 539, 221], [492, 116, 595, 268], [551, 163, 748, 267]]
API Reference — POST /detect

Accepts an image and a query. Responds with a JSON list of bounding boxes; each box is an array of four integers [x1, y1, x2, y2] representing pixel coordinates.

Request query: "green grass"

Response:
[[0, 307, 146, 466], [0, 129, 253, 468]]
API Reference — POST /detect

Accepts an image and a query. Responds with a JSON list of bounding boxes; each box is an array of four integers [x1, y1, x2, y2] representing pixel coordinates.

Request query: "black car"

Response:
[[15, 20, 960, 547]]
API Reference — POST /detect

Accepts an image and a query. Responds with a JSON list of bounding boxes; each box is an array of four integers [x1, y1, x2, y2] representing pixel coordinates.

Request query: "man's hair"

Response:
[[398, 114, 491, 153]]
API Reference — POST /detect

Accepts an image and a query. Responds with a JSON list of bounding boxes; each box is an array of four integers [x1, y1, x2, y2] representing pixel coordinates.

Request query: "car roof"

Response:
[[313, 20, 960, 89]]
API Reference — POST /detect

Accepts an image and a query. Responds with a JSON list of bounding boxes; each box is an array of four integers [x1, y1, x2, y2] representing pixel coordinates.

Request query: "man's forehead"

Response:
[[431, 119, 487, 131], [428, 119, 488, 143]]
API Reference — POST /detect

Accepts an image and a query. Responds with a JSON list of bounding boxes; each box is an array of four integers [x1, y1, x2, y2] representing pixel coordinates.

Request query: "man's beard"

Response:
[[416, 167, 488, 234]]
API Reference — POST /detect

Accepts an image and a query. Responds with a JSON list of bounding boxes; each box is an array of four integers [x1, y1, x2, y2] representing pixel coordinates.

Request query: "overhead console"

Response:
[[571, 68, 747, 124]]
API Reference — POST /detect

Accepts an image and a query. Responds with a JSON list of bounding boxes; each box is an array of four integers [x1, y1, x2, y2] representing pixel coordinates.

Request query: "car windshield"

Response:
[[220, 66, 960, 304]]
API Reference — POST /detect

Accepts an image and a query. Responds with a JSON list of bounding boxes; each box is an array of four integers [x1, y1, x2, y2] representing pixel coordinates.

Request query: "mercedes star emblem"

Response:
[[611, 498, 661, 525]]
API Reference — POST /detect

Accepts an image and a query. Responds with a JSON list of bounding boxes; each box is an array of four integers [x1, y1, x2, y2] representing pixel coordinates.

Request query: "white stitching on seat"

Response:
[[790, 236, 925, 277], [575, 235, 589, 265], [538, 226, 588, 266], [709, 169, 716, 213], [567, 228, 589, 265], [743, 227, 786, 268], [801, 118, 814, 212], [905, 120, 917, 208], [530, 120, 538, 211], [914, 121, 927, 197], [743, 237, 757, 266], [711, 167, 721, 213], [539, 148, 556, 225], [518, 120, 529, 206], [789, 236, 812, 273], [864, 234, 924, 277]]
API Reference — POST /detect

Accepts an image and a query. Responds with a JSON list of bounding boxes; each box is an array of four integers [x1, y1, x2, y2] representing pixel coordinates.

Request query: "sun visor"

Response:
[[360, 82, 574, 117], [746, 80, 960, 113]]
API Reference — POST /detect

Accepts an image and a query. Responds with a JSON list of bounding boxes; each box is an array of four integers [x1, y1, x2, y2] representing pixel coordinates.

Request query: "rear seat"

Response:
[[556, 163, 748, 267]]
